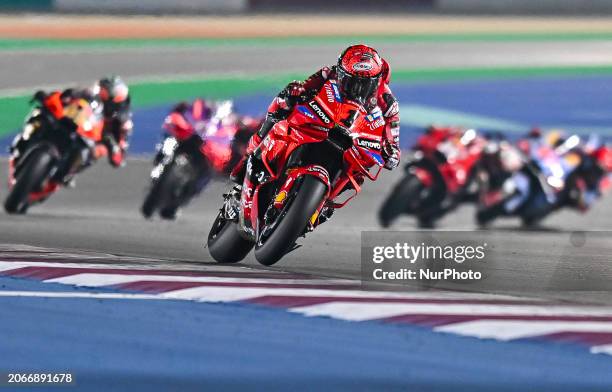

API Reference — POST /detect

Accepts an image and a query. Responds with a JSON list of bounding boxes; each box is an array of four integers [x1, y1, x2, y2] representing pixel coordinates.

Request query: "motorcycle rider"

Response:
[[477, 130, 612, 225], [91, 76, 133, 167], [12, 76, 132, 169], [159, 99, 260, 174], [476, 132, 524, 208], [566, 136, 612, 211], [230, 44, 401, 186], [146, 98, 260, 219]]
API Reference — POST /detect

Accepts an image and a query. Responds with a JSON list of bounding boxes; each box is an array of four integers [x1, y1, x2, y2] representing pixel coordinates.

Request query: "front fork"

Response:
[[237, 164, 331, 241]]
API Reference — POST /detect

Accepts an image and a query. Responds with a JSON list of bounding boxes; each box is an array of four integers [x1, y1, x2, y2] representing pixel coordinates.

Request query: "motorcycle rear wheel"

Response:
[[4, 146, 55, 214], [254, 175, 327, 266], [378, 174, 425, 228], [207, 211, 255, 263]]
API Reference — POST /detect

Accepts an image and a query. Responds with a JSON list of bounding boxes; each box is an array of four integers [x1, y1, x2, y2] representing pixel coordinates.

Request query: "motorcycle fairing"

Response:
[[239, 79, 385, 237]]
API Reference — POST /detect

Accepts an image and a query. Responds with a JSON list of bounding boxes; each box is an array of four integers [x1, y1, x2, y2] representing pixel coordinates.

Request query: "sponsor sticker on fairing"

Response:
[[297, 106, 315, 119], [308, 166, 328, 175], [367, 118, 386, 131], [324, 84, 335, 103], [307, 165, 330, 182], [367, 151, 385, 166], [356, 138, 382, 150], [331, 82, 342, 102], [366, 108, 383, 123], [308, 101, 332, 124]]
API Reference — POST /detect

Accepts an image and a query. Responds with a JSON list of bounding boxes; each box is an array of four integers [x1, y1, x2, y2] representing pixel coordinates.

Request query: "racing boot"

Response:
[[245, 149, 270, 186], [222, 185, 242, 221], [317, 206, 335, 225]]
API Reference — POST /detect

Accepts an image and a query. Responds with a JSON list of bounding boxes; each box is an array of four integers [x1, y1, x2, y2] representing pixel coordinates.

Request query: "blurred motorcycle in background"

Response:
[[378, 126, 486, 228], [141, 99, 258, 219], [5, 92, 105, 214], [476, 131, 612, 227]]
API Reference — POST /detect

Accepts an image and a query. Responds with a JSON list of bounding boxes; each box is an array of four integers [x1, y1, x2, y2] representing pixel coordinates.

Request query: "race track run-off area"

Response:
[[1, 24, 612, 390]]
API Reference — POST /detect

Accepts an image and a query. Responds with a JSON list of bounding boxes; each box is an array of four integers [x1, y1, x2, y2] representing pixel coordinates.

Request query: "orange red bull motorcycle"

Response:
[[207, 80, 388, 266], [5, 92, 104, 214]]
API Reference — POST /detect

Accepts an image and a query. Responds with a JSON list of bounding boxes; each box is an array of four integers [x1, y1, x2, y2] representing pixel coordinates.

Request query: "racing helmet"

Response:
[[191, 98, 214, 122], [92, 76, 130, 116], [337, 45, 383, 104], [593, 146, 612, 172]]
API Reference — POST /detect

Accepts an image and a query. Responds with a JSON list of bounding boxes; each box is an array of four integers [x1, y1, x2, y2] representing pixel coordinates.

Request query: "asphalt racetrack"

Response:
[[2, 38, 612, 301], [1, 158, 611, 304], [3, 40, 612, 91], [2, 25, 612, 390]]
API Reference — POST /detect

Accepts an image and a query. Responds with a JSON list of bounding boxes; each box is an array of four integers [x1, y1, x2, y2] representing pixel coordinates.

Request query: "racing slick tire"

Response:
[[254, 175, 327, 266], [4, 146, 54, 214], [141, 159, 191, 219], [207, 212, 255, 263], [141, 183, 162, 218], [141, 165, 172, 219], [378, 174, 424, 228]]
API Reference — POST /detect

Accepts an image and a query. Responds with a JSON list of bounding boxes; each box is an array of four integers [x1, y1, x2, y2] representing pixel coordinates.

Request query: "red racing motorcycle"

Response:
[[207, 80, 386, 266], [378, 126, 485, 228], [141, 100, 256, 219]]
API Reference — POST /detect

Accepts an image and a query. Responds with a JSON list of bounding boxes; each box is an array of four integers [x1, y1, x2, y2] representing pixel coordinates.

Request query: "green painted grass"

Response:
[[2, 31, 612, 51], [2, 64, 612, 138], [392, 64, 612, 82]]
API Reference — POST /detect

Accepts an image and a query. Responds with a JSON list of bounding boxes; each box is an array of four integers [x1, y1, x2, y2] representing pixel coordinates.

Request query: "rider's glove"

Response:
[[283, 81, 307, 105], [382, 141, 400, 170]]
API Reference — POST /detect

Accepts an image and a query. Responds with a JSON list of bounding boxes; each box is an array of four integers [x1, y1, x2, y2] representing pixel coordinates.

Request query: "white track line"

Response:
[[0, 291, 163, 300], [0, 261, 546, 302], [0, 261, 124, 272], [289, 302, 612, 321], [160, 286, 543, 303], [0, 261, 265, 274], [435, 320, 612, 341], [591, 344, 612, 355], [45, 273, 353, 286]]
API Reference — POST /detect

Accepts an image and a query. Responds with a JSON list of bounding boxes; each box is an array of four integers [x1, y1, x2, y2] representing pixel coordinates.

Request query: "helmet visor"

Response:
[[337, 67, 380, 104]]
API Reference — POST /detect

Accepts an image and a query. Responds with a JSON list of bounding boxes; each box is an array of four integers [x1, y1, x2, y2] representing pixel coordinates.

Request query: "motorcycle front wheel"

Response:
[[254, 175, 327, 266], [4, 145, 55, 214], [207, 211, 255, 263], [141, 157, 195, 219]]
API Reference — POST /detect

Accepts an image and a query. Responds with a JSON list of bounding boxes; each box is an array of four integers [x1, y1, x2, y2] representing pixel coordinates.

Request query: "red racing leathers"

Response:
[[231, 62, 400, 180]]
